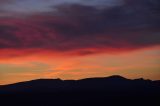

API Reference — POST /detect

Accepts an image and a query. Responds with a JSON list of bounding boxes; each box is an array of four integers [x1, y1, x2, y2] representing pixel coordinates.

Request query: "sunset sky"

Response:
[[0, 0, 160, 85]]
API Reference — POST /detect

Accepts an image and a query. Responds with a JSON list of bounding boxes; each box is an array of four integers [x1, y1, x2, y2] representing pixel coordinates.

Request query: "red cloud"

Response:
[[0, 0, 160, 58]]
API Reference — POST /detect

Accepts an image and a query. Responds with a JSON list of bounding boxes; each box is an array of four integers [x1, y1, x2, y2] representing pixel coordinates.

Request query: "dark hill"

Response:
[[0, 75, 159, 106]]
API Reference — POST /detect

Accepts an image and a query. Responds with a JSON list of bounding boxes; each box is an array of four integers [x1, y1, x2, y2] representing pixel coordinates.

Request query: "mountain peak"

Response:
[[107, 75, 127, 80]]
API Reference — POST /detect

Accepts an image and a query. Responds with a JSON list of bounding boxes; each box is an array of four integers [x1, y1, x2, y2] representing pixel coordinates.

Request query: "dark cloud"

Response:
[[0, 0, 160, 56], [0, 0, 14, 7]]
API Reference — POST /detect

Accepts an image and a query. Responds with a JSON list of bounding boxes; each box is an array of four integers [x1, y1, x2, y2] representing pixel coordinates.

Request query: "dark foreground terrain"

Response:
[[0, 75, 159, 106]]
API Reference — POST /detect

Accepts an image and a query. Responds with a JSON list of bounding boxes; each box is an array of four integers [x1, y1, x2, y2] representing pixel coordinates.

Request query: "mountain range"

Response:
[[0, 75, 159, 106]]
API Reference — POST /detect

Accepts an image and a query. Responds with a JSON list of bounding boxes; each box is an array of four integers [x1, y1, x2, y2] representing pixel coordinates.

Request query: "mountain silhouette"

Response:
[[0, 75, 159, 106]]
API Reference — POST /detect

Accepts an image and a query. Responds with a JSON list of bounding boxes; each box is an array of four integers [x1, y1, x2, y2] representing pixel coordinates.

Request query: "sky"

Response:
[[0, 0, 160, 85]]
